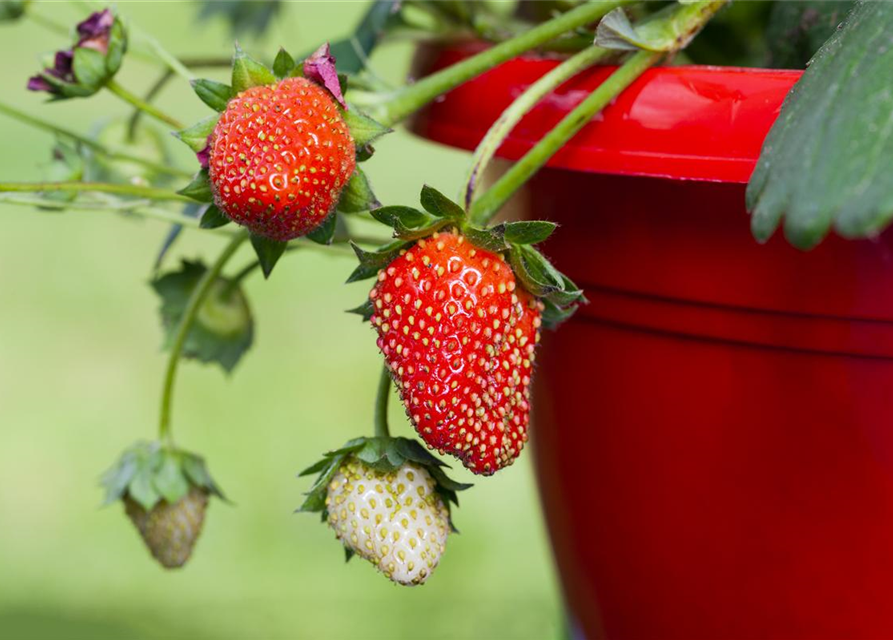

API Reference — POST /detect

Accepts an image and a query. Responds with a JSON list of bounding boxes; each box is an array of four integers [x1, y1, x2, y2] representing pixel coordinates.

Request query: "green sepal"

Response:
[[191, 78, 233, 112], [507, 245, 584, 327], [346, 299, 374, 322], [346, 240, 408, 283], [177, 169, 213, 202], [306, 212, 338, 245], [462, 224, 510, 253], [337, 167, 380, 214], [105, 16, 128, 76], [419, 184, 465, 221], [72, 47, 107, 90], [231, 43, 276, 93], [175, 115, 219, 153], [100, 441, 226, 511], [297, 436, 470, 528], [342, 108, 391, 148], [503, 220, 557, 245], [199, 204, 231, 229], [273, 47, 296, 79], [250, 233, 288, 279], [370, 205, 431, 229], [151, 259, 254, 373], [344, 547, 355, 563]]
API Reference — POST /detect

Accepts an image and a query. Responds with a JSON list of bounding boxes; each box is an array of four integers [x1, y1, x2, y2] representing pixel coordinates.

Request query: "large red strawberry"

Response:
[[369, 231, 543, 475], [208, 76, 356, 241]]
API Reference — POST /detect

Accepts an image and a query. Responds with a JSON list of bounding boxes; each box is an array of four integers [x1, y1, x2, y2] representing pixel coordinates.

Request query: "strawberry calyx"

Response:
[[298, 436, 471, 532], [348, 185, 586, 328], [101, 440, 225, 511]]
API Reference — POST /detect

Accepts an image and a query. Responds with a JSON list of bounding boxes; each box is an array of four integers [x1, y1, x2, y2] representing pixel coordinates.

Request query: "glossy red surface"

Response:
[[410, 46, 893, 638], [411, 42, 801, 183]]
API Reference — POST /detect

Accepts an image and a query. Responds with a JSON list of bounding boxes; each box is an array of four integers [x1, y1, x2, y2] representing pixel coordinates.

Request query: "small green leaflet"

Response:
[[231, 43, 276, 93], [250, 234, 288, 278], [191, 79, 233, 112]]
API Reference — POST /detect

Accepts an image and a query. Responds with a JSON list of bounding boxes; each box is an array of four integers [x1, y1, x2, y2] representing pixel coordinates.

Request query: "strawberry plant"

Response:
[[1, 0, 890, 593]]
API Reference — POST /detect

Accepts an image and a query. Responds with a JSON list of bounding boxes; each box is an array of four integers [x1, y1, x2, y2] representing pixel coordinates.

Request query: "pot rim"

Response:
[[410, 43, 803, 184]]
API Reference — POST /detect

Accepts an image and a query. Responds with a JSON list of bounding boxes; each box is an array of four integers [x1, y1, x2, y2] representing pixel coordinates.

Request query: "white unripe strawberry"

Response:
[[326, 457, 450, 586]]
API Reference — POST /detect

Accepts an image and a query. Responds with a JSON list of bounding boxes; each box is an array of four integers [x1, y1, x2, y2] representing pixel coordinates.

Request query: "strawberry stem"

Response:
[[374, 365, 392, 439], [358, 0, 633, 128], [158, 230, 250, 446], [0, 181, 194, 202], [106, 79, 185, 130], [462, 43, 611, 210], [0, 100, 193, 179]]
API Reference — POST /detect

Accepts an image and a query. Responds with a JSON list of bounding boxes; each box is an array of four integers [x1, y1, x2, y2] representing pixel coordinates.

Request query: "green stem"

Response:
[[470, 50, 659, 224], [0, 181, 192, 202], [366, 0, 631, 127], [0, 101, 192, 179], [127, 69, 175, 142], [158, 231, 250, 445], [25, 11, 71, 36], [373, 365, 392, 439], [105, 79, 184, 130], [463, 44, 610, 209]]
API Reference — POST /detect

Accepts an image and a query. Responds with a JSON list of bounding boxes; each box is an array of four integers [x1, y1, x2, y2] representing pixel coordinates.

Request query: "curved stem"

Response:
[[127, 69, 175, 142], [25, 11, 71, 36], [0, 181, 192, 202], [373, 365, 392, 439], [463, 44, 609, 209], [105, 79, 184, 130], [470, 50, 660, 225], [158, 231, 250, 445], [0, 101, 192, 178], [368, 0, 631, 127]]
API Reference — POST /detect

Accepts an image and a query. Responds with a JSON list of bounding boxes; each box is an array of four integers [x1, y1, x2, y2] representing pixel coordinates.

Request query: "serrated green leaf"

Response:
[[250, 234, 288, 279], [463, 224, 509, 253], [273, 47, 296, 79], [337, 168, 379, 214], [765, 1, 852, 68], [306, 212, 337, 245], [177, 169, 213, 202], [191, 78, 233, 112], [232, 43, 276, 93], [200, 204, 230, 229], [342, 108, 391, 147], [72, 46, 107, 89], [420, 185, 465, 220], [175, 115, 219, 153], [504, 221, 557, 245], [152, 454, 190, 504], [748, 0, 893, 248]]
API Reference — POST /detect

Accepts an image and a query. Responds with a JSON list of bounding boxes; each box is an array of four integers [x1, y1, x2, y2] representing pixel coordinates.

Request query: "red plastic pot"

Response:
[[412, 44, 893, 639]]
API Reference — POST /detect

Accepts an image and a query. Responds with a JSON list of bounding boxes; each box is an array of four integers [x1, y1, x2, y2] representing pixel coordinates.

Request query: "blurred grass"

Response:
[[0, 2, 561, 639]]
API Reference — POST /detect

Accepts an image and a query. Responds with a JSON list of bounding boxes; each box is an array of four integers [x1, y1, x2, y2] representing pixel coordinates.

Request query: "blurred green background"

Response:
[[0, 2, 562, 639]]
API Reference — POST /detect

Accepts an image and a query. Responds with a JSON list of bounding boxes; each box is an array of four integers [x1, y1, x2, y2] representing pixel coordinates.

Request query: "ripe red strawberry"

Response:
[[369, 231, 542, 475], [208, 76, 356, 241]]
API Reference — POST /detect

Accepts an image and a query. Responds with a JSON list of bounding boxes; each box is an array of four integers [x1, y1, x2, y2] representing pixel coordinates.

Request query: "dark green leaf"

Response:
[[200, 204, 230, 229], [462, 224, 509, 253], [766, 1, 852, 68], [177, 169, 213, 202], [337, 168, 380, 213], [344, 546, 355, 563], [191, 78, 233, 112], [370, 205, 430, 229], [298, 457, 333, 478], [250, 234, 288, 278], [748, 0, 893, 248], [508, 246, 559, 298], [541, 296, 579, 330], [420, 184, 465, 220], [342, 109, 391, 147], [231, 43, 276, 93], [273, 47, 296, 79], [346, 240, 407, 283], [306, 212, 337, 245], [175, 115, 219, 153], [346, 299, 374, 321], [503, 221, 557, 245], [327, 0, 402, 74]]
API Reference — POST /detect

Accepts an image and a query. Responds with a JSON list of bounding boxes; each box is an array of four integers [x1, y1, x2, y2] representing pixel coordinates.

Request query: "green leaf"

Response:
[[191, 78, 233, 112], [346, 299, 374, 322], [128, 466, 161, 511], [152, 260, 254, 373], [344, 547, 355, 563], [72, 46, 108, 89], [273, 47, 296, 79], [337, 168, 380, 213], [508, 246, 560, 298], [152, 454, 190, 504], [199, 204, 230, 229], [231, 43, 276, 93], [370, 205, 430, 229], [595, 8, 646, 51], [175, 115, 219, 153], [342, 108, 391, 147], [250, 234, 288, 278], [177, 169, 213, 202], [181, 452, 226, 500], [419, 184, 465, 220], [747, 0, 893, 248], [346, 240, 407, 283], [765, 1, 852, 68], [462, 224, 509, 253], [503, 221, 556, 245], [306, 212, 337, 245], [327, 0, 402, 74]]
